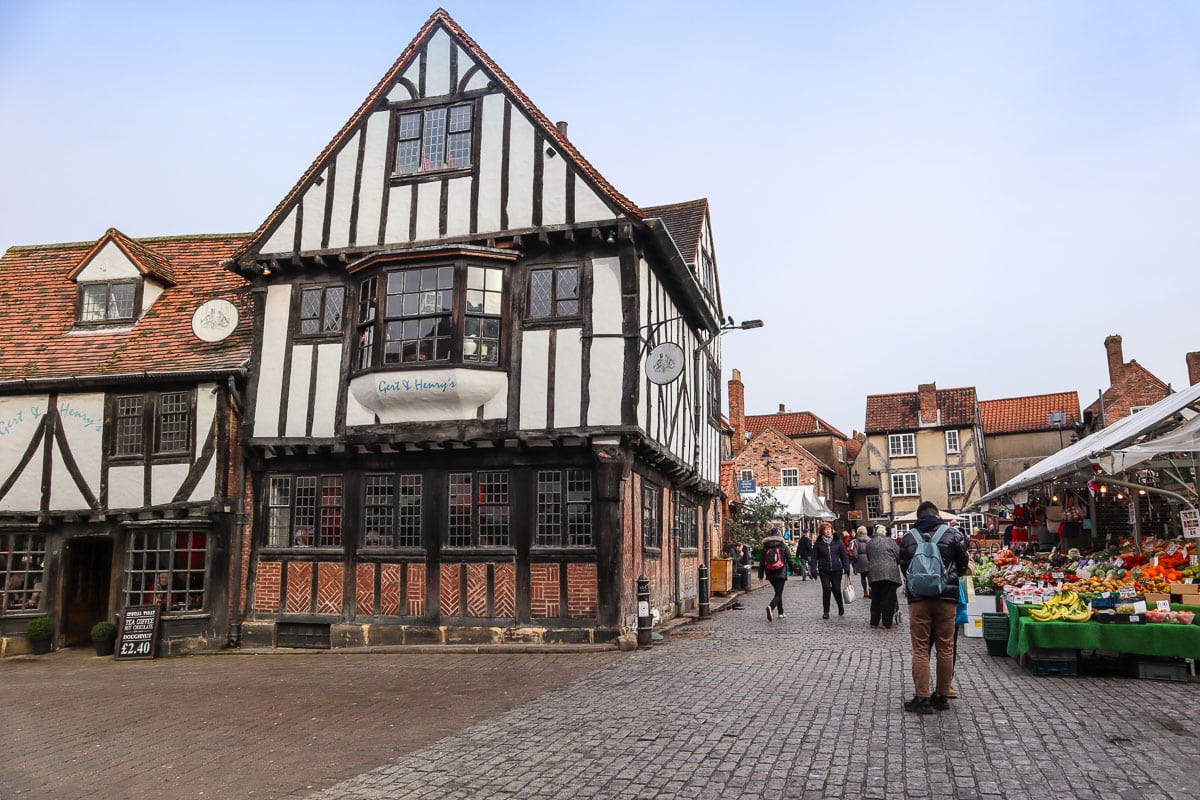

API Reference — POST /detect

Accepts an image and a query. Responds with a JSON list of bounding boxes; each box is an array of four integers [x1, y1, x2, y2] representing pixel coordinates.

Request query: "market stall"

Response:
[[1006, 603, 1200, 660]]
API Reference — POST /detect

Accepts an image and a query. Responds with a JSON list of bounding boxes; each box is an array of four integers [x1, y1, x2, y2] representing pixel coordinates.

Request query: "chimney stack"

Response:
[[918, 383, 938, 425], [778, 403, 786, 413], [1105, 335, 1124, 384], [729, 369, 746, 454], [555, 120, 568, 137], [1188, 351, 1200, 386]]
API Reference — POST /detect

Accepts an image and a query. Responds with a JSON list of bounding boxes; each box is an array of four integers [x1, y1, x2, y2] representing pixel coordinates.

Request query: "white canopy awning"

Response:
[[894, 509, 961, 523], [1106, 411, 1200, 473], [972, 381, 1200, 508], [740, 485, 837, 520]]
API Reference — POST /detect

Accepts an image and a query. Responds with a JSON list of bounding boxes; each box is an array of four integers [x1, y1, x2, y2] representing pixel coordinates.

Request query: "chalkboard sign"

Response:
[[115, 605, 161, 660]]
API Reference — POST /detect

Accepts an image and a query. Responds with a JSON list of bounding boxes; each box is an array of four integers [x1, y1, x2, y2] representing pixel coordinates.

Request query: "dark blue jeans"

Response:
[[819, 570, 845, 614]]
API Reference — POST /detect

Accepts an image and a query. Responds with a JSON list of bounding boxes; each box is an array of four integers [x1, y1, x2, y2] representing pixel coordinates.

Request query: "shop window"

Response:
[[123, 530, 207, 612], [266, 475, 343, 548], [362, 473, 422, 548], [535, 469, 592, 547], [888, 433, 915, 457], [0, 534, 46, 612], [447, 471, 510, 548], [642, 484, 662, 549], [297, 285, 345, 336]]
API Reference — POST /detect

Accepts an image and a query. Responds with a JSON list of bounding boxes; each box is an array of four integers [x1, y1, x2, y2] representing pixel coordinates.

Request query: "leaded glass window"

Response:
[[80, 281, 136, 322], [395, 103, 473, 174], [528, 266, 579, 319], [299, 285, 345, 336]]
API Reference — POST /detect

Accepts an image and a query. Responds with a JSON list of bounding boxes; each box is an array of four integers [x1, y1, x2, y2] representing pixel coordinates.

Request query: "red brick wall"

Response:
[[316, 563, 342, 615], [381, 563, 402, 616], [494, 563, 515, 618], [254, 561, 281, 613], [356, 563, 375, 616], [530, 563, 560, 619], [732, 428, 824, 489], [466, 563, 488, 617], [406, 563, 425, 616], [285, 562, 312, 613], [440, 563, 461, 616], [729, 369, 745, 454], [566, 562, 598, 619]]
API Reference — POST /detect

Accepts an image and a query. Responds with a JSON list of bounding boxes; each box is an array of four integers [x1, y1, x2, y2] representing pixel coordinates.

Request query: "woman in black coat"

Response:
[[809, 522, 852, 618]]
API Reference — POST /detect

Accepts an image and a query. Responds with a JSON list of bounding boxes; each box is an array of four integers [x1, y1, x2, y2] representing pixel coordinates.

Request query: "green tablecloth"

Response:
[[1006, 603, 1200, 660]]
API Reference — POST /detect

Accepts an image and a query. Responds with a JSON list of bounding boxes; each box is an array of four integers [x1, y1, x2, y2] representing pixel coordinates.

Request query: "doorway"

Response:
[[62, 538, 113, 646]]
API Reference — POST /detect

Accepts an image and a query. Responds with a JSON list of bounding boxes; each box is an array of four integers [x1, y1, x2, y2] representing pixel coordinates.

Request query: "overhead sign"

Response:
[[191, 298, 239, 342], [645, 342, 685, 385], [737, 479, 756, 494], [848, 511, 863, 520]]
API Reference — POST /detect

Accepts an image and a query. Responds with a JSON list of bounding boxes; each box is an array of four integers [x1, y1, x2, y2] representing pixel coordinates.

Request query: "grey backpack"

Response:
[[905, 524, 950, 598]]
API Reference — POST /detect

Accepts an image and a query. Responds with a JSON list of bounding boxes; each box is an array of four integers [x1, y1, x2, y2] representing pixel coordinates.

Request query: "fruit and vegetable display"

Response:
[[1027, 591, 1092, 622]]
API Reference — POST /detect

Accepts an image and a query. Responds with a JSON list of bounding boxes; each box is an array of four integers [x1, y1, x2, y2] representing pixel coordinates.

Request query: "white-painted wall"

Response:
[[311, 344, 341, 437], [0, 395, 49, 511], [554, 329, 583, 428], [76, 241, 141, 281], [253, 284, 292, 437], [108, 466, 143, 509], [284, 344, 314, 437], [519, 330, 550, 429], [152, 463, 190, 506]]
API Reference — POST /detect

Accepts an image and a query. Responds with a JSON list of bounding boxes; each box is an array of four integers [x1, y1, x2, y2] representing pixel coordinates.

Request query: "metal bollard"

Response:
[[636, 575, 653, 648], [698, 563, 711, 619]]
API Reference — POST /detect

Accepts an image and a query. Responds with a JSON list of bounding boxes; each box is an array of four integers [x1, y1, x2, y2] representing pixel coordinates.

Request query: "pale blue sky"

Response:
[[2, 1, 1197, 435]]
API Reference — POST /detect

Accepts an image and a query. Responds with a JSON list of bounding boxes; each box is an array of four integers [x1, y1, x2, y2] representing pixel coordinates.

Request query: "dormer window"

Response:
[[80, 281, 137, 323], [394, 103, 473, 175]]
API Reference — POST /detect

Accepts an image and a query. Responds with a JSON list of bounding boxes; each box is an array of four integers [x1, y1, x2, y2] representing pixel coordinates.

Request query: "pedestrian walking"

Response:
[[852, 526, 871, 597], [898, 501, 971, 714], [866, 523, 901, 629], [794, 533, 813, 581], [758, 526, 794, 621], [810, 521, 851, 619]]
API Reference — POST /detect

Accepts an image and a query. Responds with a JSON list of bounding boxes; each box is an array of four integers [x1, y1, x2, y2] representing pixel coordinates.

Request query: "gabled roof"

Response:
[[642, 200, 706, 264], [738, 425, 835, 473], [1084, 360, 1171, 415], [845, 437, 862, 463], [0, 233, 252, 383], [865, 386, 978, 432], [979, 392, 1081, 435], [746, 410, 848, 441], [68, 227, 177, 286], [236, 8, 640, 262]]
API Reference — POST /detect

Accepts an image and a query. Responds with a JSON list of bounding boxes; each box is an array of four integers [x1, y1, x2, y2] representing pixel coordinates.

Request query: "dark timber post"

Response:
[[636, 575, 652, 648], [697, 563, 711, 619]]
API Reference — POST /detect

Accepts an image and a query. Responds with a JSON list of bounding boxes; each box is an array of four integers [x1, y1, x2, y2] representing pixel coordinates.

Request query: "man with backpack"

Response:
[[758, 525, 794, 621], [897, 501, 970, 714]]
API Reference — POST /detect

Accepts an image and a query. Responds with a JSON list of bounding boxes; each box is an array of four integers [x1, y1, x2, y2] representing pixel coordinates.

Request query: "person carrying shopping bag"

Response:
[[810, 522, 851, 619]]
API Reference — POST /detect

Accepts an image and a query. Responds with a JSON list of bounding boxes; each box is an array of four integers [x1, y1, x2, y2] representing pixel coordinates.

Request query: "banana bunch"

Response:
[[1028, 591, 1093, 623]]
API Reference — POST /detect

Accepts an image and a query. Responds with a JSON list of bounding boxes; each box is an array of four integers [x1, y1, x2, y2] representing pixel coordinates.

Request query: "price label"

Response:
[[1191, 555, 1199, 567], [1166, 543, 1179, 555], [1119, 586, 1138, 599], [1157, 600, 1171, 611], [1130, 615, 1140, 623], [1052, 572, 1065, 580]]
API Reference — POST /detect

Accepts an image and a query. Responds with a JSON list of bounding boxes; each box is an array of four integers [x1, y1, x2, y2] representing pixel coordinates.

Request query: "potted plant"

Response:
[[90, 620, 118, 657], [25, 616, 53, 654]]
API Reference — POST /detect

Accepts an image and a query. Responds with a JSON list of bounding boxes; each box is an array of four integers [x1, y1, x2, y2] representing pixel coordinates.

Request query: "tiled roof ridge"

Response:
[[746, 425, 833, 470], [643, 198, 709, 213], [105, 228, 178, 285], [746, 408, 849, 440], [235, 8, 640, 263], [979, 390, 1078, 405], [866, 385, 977, 399], [5, 231, 250, 256]]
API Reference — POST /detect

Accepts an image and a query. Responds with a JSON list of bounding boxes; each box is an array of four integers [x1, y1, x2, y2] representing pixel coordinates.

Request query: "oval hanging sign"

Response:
[[645, 342, 685, 385], [191, 298, 239, 342]]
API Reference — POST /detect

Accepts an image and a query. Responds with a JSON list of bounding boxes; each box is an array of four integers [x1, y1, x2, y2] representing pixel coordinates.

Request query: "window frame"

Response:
[[525, 265, 582, 323], [534, 468, 593, 548], [0, 534, 46, 613], [675, 495, 698, 551], [390, 101, 476, 179], [296, 283, 346, 338], [738, 469, 754, 482], [887, 433, 916, 457], [642, 483, 662, 551], [77, 279, 141, 326], [780, 467, 800, 487], [360, 473, 424, 550], [446, 470, 512, 549], [891, 472, 919, 497], [948, 469, 965, 495], [122, 529, 208, 614], [108, 389, 194, 462], [353, 258, 509, 371], [865, 493, 882, 519], [945, 429, 961, 455], [264, 474, 344, 549]]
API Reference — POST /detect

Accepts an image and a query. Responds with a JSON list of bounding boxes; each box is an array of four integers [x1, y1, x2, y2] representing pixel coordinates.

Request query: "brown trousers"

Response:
[[908, 599, 956, 698]]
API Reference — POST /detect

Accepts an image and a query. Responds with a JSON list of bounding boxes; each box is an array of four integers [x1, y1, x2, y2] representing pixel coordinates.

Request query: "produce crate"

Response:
[[1028, 658, 1078, 677], [1078, 650, 1135, 678], [1028, 647, 1075, 661], [1136, 657, 1190, 683], [985, 638, 1009, 657]]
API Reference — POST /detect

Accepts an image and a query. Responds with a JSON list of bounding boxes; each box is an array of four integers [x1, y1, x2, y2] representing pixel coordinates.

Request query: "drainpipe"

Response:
[[227, 375, 246, 646]]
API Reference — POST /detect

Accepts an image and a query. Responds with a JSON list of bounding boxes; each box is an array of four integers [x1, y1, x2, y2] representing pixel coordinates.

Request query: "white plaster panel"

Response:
[[141, 281, 165, 315], [384, 184, 413, 244], [344, 389, 376, 427], [285, 344, 314, 437], [259, 207, 297, 255], [424, 29, 451, 97], [587, 339, 624, 426], [355, 111, 390, 247], [0, 396, 49, 500], [50, 449, 87, 511], [482, 381, 507, 419], [590, 256, 622, 335], [637, 263, 650, 431], [386, 79, 415, 102], [464, 64, 490, 92], [519, 330, 550, 430], [402, 60, 421, 93], [573, 175, 616, 224], [476, 94, 505, 234], [299, 168, 329, 252], [108, 465, 144, 510], [54, 392, 104, 499], [506, 113, 535, 229], [194, 383, 218, 449], [445, 176, 471, 237], [310, 344, 341, 437], [189, 457, 218, 504], [252, 284, 292, 437], [327, 130, 361, 249], [151, 463, 190, 506], [76, 240, 140, 281], [541, 152, 566, 227], [553, 328, 582, 429], [415, 181, 440, 240]]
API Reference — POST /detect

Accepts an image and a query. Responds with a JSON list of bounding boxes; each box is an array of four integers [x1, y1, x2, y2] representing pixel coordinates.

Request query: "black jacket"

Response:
[[810, 535, 851, 574], [758, 535, 794, 580], [795, 536, 813, 560], [898, 515, 970, 603]]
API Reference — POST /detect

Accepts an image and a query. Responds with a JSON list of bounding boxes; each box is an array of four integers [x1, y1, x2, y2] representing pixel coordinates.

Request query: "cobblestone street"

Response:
[[4, 578, 1200, 800]]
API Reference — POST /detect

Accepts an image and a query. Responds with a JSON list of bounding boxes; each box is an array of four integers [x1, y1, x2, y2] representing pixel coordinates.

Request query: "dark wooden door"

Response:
[[62, 538, 113, 645]]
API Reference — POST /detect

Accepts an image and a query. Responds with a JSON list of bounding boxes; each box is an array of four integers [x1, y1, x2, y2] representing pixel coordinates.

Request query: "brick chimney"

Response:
[[778, 403, 786, 413], [1188, 351, 1200, 386], [918, 383, 938, 425], [1105, 335, 1124, 384], [729, 369, 746, 453]]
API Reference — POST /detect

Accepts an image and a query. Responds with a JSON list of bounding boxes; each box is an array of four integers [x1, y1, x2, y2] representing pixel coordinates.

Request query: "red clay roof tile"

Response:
[[745, 410, 848, 440], [978, 392, 1081, 434], [865, 386, 978, 432]]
